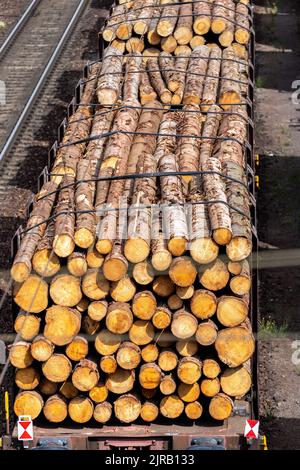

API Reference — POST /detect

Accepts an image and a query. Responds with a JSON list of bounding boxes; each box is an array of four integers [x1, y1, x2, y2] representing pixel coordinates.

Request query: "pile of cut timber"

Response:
[[11, 0, 255, 425]]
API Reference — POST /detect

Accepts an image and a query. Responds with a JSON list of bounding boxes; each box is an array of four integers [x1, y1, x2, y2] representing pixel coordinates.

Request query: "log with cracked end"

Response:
[[11, 181, 58, 282], [132, 291, 157, 320], [160, 394, 184, 419], [235, 2, 250, 45], [123, 52, 143, 102], [53, 174, 75, 258], [174, 1, 193, 45], [201, 46, 222, 112], [195, 319, 218, 346], [183, 45, 210, 106], [203, 359, 221, 379], [114, 394, 141, 423], [106, 368, 135, 394], [14, 391, 44, 419], [31, 336, 54, 362], [147, 57, 172, 104], [72, 359, 99, 392], [106, 301, 133, 334], [97, 46, 123, 105], [94, 402, 112, 423], [116, 342, 141, 370], [171, 310, 198, 340], [193, 0, 213, 35], [151, 218, 173, 272], [177, 104, 202, 183], [14, 313, 41, 342], [44, 305, 81, 347], [133, 260, 155, 285], [157, 2, 179, 37], [152, 305, 172, 330], [202, 157, 232, 245], [219, 47, 242, 109], [209, 393, 234, 420], [185, 401, 203, 419], [43, 395, 68, 423], [65, 336, 89, 362]]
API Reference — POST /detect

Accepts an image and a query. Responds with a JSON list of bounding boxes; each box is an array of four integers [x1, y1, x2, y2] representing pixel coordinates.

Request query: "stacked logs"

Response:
[[102, 0, 252, 55], [11, 0, 255, 426]]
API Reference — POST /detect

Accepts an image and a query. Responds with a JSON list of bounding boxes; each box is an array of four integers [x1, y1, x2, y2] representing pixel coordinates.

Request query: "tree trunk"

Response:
[[190, 289, 217, 320], [183, 45, 210, 105], [59, 380, 79, 400], [199, 258, 230, 291], [177, 104, 202, 182], [106, 368, 135, 394], [199, 104, 222, 166], [106, 302, 133, 334], [65, 336, 89, 362], [82, 269, 110, 300], [133, 261, 155, 285], [169, 256, 197, 287], [43, 395, 68, 423], [176, 285, 194, 300], [159, 52, 175, 89], [152, 306, 172, 329], [209, 393, 234, 420], [114, 394, 141, 423], [52, 175, 75, 258], [174, 2, 193, 45], [151, 229, 172, 272], [140, 64, 157, 104], [13, 274, 48, 314], [67, 251, 88, 277], [196, 320, 218, 346], [193, 0, 213, 35], [129, 320, 155, 345], [157, 3, 179, 37], [178, 382, 200, 402], [74, 159, 96, 249], [201, 47, 222, 111], [169, 53, 190, 104], [147, 57, 172, 103], [103, 241, 128, 281], [211, 0, 229, 34], [94, 402, 112, 423], [11, 181, 58, 282], [14, 312, 41, 341], [171, 310, 198, 340], [147, 10, 161, 45], [167, 294, 183, 310], [31, 336, 54, 362], [50, 274, 82, 307], [97, 46, 123, 105], [32, 221, 60, 278], [141, 401, 159, 422], [161, 35, 177, 53], [88, 300, 108, 321], [133, 0, 156, 35], [14, 391, 43, 419], [203, 358, 221, 379], [15, 366, 40, 391], [177, 357, 202, 384], [72, 359, 99, 392], [39, 378, 58, 396], [175, 340, 198, 357], [219, 1, 235, 47], [132, 291, 157, 320], [42, 354, 72, 382], [86, 245, 104, 269], [158, 349, 178, 372], [160, 395, 184, 418], [219, 47, 242, 109], [141, 343, 159, 363], [190, 35, 206, 49], [100, 355, 118, 374], [185, 401, 203, 419], [220, 363, 251, 397], [139, 363, 162, 389], [126, 37, 145, 53], [123, 53, 143, 102], [102, 4, 127, 41], [230, 259, 250, 295], [159, 374, 176, 395], [44, 305, 81, 346], [152, 275, 175, 297], [68, 396, 94, 423], [215, 325, 255, 367], [202, 157, 232, 245], [110, 275, 136, 302], [95, 329, 122, 356], [89, 382, 108, 403], [116, 342, 141, 370], [111, 38, 126, 53], [217, 295, 249, 327], [9, 342, 33, 369], [235, 3, 250, 45]]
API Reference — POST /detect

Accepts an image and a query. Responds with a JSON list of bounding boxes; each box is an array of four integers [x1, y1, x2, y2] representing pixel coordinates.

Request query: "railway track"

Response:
[[0, 0, 88, 161]]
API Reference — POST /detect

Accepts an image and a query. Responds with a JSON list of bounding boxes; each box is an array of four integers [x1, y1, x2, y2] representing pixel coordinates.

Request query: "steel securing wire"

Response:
[[19, 197, 251, 239]]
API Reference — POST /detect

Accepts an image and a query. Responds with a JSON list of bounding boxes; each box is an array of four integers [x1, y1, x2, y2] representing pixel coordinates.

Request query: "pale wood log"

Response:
[[133, 261, 155, 285], [159, 374, 177, 395], [219, 47, 242, 109], [217, 295, 249, 327], [201, 378, 220, 397], [152, 306, 172, 329], [157, 2, 179, 37], [169, 256, 197, 287], [116, 342, 141, 370], [139, 362, 162, 389], [209, 393, 234, 420], [13, 275, 48, 314], [14, 312, 41, 342], [193, 0, 213, 35], [160, 395, 184, 418], [102, 4, 128, 41], [103, 242, 128, 282], [177, 357, 202, 384], [158, 349, 178, 372], [82, 269, 110, 300], [106, 368, 135, 394], [141, 343, 159, 363], [32, 221, 60, 278], [203, 358, 221, 379], [42, 354, 72, 383], [147, 10, 161, 45], [171, 310, 198, 340], [44, 305, 81, 346], [89, 382, 109, 403], [185, 401, 203, 419], [215, 325, 255, 367], [95, 329, 122, 356], [202, 46, 222, 112], [100, 355, 118, 374], [183, 45, 210, 106], [190, 289, 217, 320], [9, 342, 33, 369], [72, 359, 99, 392], [140, 64, 157, 104], [230, 259, 251, 295], [199, 258, 230, 291], [195, 320, 218, 346], [94, 402, 112, 423], [65, 336, 88, 362], [14, 391, 43, 419], [86, 245, 104, 269], [110, 276, 136, 302], [219, 1, 235, 47], [43, 395, 68, 423], [190, 35, 206, 49], [68, 396, 94, 423], [174, 1, 193, 45], [97, 46, 123, 105], [140, 401, 159, 422], [147, 57, 172, 103], [129, 320, 155, 345], [235, 2, 250, 45], [114, 394, 141, 423], [176, 285, 194, 300], [132, 291, 157, 320], [106, 302, 133, 334], [220, 364, 251, 397], [126, 37, 145, 53], [31, 336, 54, 362], [123, 53, 143, 102], [53, 174, 75, 258], [67, 251, 88, 277], [88, 300, 108, 321], [178, 382, 200, 402], [50, 274, 82, 307]]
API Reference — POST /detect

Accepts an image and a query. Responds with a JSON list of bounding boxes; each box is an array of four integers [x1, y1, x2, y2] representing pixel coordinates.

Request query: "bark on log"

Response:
[[201, 47, 222, 112], [11, 181, 58, 282], [157, 3, 179, 37], [9, 342, 33, 369], [102, 4, 127, 41], [152, 306, 172, 329], [133, 0, 156, 35], [106, 302, 133, 334], [230, 259, 251, 295], [159, 52, 175, 89], [94, 402, 112, 423], [199, 104, 222, 166], [74, 159, 96, 249], [219, 1, 235, 47], [235, 2, 250, 45], [193, 0, 213, 35], [219, 47, 242, 109], [220, 364, 251, 397], [32, 221, 60, 278], [97, 46, 123, 105], [174, 2, 193, 45], [177, 104, 202, 183], [209, 393, 233, 420], [123, 53, 143, 102], [190, 35, 206, 49], [147, 9, 161, 45], [169, 256, 197, 287], [53, 175, 75, 258], [147, 57, 172, 103], [116, 342, 141, 370], [140, 64, 157, 104], [211, 0, 230, 34], [183, 45, 210, 106]]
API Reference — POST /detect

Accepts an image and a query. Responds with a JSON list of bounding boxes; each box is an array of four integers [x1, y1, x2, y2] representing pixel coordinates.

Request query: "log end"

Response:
[[53, 234, 75, 258], [74, 228, 95, 249]]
